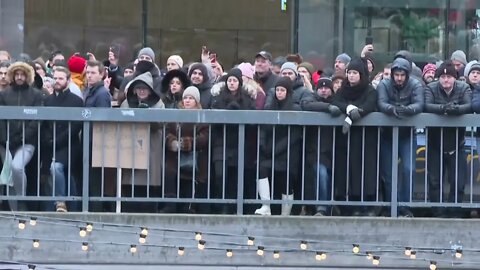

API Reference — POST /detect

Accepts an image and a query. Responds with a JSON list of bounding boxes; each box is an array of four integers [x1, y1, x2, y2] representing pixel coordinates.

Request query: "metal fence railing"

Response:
[[0, 107, 479, 217]]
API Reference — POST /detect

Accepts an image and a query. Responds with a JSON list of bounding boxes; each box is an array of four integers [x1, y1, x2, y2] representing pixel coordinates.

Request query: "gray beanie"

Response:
[[465, 60, 480, 77], [138, 47, 155, 62], [335, 53, 351, 64], [280, 62, 298, 76], [451, 50, 467, 66], [183, 86, 201, 105]]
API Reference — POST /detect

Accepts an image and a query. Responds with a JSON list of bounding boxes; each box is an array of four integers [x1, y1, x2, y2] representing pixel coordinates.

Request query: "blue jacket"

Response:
[[84, 82, 111, 108]]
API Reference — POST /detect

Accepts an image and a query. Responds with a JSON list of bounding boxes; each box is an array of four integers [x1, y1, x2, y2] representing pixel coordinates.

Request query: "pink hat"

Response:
[[422, 63, 437, 77], [237, 62, 254, 80]]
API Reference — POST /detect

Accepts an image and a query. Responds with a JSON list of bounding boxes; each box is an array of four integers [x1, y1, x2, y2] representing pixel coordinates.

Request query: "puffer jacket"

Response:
[[377, 58, 424, 114]]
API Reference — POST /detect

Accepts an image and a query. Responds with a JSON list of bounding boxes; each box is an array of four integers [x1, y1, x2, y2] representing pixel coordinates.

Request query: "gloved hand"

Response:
[[395, 105, 409, 118], [342, 116, 353, 134], [180, 137, 193, 151], [445, 104, 461, 115], [328, 105, 342, 117], [349, 108, 363, 121], [169, 140, 180, 152]]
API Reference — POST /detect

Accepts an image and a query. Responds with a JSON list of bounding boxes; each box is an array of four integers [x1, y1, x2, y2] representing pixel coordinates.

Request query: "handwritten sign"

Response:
[[92, 122, 150, 169]]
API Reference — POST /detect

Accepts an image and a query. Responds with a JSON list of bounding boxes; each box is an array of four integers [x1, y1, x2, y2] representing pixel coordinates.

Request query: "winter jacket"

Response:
[[119, 61, 163, 105], [471, 85, 480, 113], [211, 85, 256, 164], [425, 80, 472, 152], [0, 62, 44, 149], [254, 71, 278, 94], [264, 77, 312, 108], [84, 82, 111, 108], [259, 93, 302, 172], [43, 89, 84, 166], [377, 58, 424, 114], [120, 71, 165, 186]]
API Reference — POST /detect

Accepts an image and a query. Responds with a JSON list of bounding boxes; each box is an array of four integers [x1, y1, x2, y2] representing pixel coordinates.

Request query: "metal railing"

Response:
[[0, 106, 479, 217]]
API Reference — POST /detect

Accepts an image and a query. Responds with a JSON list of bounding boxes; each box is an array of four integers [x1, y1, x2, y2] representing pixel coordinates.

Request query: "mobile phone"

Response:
[[210, 53, 217, 63], [365, 36, 373, 45]]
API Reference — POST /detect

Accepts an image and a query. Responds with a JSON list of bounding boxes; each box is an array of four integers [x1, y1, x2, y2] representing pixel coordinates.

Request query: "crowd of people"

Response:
[[0, 43, 477, 218]]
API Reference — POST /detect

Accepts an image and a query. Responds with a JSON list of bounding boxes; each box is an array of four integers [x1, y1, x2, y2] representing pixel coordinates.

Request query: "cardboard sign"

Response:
[[92, 122, 150, 169]]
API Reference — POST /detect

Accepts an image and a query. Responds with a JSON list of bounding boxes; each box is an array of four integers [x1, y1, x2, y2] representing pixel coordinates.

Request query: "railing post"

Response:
[[82, 121, 91, 212], [236, 124, 245, 215], [391, 126, 399, 217]]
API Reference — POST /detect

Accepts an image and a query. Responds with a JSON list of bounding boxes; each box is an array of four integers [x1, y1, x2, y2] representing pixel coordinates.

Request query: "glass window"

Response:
[[146, 0, 291, 70]]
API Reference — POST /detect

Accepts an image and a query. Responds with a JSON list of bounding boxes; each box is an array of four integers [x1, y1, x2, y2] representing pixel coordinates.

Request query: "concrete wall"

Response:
[[0, 213, 479, 269]]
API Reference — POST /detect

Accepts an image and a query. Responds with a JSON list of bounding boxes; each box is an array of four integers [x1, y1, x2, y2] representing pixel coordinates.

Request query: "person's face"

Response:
[[166, 59, 180, 71], [52, 54, 65, 63], [347, 70, 360, 86], [334, 60, 346, 73], [254, 57, 271, 74], [439, 74, 455, 90], [275, 86, 287, 101], [272, 64, 281, 76], [317, 86, 332, 99], [44, 81, 54, 94], [14, 70, 26, 85], [469, 70, 480, 85], [452, 60, 464, 71], [227, 76, 240, 92], [135, 86, 151, 101], [297, 67, 311, 80], [383, 67, 391, 78], [423, 70, 436, 83], [367, 60, 373, 73], [53, 71, 69, 92], [393, 70, 407, 86], [138, 54, 153, 62], [190, 69, 204, 85], [0, 67, 8, 87], [183, 95, 197, 109], [35, 64, 45, 78], [170, 77, 183, 93], [85, 65, 104, 86], [123, 68, 134, 77], [281, 69, 296, 81], [332, 79, 342, 92]]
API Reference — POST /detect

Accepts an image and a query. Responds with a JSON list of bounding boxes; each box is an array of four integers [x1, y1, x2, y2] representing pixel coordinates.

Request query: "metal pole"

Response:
[[82, 121, 91, 212], [236, 124, 245, 215], [390, 127, 399, 217]]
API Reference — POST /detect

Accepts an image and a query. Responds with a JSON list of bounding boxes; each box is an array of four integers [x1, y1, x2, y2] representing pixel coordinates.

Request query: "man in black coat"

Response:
[[425, 61, 472, 217], [43, 67, 84, 212]]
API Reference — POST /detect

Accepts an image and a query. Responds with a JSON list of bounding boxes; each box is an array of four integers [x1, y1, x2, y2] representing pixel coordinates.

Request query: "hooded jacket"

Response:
[[121, 72, 164, 109], [188, 63, 213, 109], [377, 58, 424, 114], [120, 72, 164, 187], [119, 61, 163, 105], [0, 62, 44, 149]]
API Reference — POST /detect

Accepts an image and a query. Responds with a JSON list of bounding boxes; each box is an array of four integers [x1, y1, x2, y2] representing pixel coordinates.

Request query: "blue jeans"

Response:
[[316, 164, 331, 212], [380, 134, 416, 203], [50, 162, 80, 211]]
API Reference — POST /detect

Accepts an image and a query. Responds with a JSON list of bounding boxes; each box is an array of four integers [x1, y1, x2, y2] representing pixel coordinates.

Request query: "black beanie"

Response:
[[316, 77, 333, 91], [346, 58, 369, 79], [437, 60, 458, 79], [226, 68, 243, 87], [275, 77, 293, 93]]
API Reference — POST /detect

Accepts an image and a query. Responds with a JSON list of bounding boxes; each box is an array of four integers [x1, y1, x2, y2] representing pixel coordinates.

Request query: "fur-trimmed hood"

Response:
[[210, 81, 257, 100], [7, 62, 35, 86]]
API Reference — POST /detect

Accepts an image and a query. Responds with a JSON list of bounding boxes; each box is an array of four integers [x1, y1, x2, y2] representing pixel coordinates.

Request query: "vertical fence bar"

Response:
[[236, 124, 245, 215], [82, 121, 91, 212], [391, 126, 399, 217]]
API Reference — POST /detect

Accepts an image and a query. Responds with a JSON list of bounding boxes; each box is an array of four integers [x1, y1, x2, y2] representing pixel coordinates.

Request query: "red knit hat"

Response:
[[68, 55, 86, 74]]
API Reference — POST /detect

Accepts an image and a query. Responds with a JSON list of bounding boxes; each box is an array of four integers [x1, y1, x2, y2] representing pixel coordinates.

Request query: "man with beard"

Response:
[[0, 61, 10, 91], [188, 63, 212, 108], [377, 57, 424, 217], [254, 51, 279, 95], [43, 67, 84, 212], [0, 61, 43, 211], [422, 63, 437, 84]]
